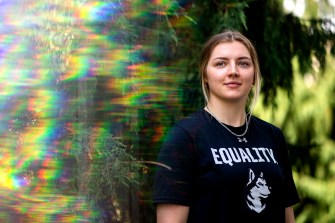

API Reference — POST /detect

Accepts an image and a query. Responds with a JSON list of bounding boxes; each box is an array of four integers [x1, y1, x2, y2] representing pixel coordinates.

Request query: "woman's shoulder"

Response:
[[162, 109, 210, 144], [174, 109, 210, 130]]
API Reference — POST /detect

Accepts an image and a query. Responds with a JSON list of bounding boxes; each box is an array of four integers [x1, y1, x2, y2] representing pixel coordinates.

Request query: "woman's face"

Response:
[[205, 41, 255, 104]]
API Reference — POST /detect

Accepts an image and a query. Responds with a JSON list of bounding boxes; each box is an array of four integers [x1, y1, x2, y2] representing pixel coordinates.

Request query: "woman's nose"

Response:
[[228, 63, 239, 77]]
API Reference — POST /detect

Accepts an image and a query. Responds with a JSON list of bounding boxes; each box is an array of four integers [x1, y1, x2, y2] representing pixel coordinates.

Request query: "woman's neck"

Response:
[[205, 100, 247, 127]]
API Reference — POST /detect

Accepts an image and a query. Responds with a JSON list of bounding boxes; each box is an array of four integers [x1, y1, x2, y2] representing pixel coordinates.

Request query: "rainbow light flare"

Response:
[[0, 0, 124, 221], [0, 0, 188, 221]]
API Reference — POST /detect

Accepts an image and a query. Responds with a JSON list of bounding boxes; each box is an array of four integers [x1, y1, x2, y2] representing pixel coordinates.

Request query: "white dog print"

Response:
[[246, 169, 271, 213]]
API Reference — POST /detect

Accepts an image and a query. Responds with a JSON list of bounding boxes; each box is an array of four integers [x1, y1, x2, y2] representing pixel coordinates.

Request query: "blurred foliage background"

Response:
[[0, 0, 334, 222]]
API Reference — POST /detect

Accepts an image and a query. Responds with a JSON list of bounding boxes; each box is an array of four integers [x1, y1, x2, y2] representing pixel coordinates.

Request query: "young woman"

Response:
[[153, 30, 300, 223]]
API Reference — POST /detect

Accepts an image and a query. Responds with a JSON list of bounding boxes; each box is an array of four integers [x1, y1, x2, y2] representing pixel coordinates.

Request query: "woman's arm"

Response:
[[285, 206, 296, 223], [157, 204, 189, 223]]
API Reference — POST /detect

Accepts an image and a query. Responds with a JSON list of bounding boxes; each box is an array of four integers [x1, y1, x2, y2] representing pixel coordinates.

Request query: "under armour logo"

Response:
[[238, 137, 248, 143]]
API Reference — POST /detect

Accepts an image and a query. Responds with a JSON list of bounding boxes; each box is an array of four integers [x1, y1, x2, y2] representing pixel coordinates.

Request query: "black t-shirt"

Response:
[[153, 109, 300, 223]]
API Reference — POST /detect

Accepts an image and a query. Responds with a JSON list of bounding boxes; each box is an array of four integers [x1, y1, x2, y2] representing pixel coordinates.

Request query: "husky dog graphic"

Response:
[[246, 169, 271, 213]]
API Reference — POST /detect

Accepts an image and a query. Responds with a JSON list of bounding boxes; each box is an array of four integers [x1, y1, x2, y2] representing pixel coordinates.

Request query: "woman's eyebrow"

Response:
[[213, 56, 252, 60], [238, 57, 252, 60], [213, 57, 228, 60]]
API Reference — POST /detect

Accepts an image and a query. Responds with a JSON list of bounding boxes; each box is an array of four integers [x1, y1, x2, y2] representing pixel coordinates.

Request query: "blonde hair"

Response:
[[199, 30, 262, 114]]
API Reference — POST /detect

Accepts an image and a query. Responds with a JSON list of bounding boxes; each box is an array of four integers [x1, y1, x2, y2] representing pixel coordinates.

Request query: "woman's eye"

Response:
[[215, 61, 225, 67], [239, 61, 251, 67]]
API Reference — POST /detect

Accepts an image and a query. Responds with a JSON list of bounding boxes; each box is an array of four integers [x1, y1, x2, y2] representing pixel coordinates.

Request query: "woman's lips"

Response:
[[224, 81, 241, 87]]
